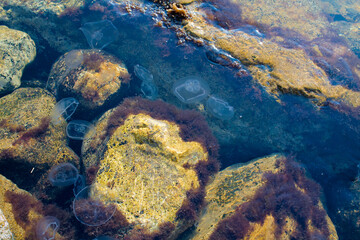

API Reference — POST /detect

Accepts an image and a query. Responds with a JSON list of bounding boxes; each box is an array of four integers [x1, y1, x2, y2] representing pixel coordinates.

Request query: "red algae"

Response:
[[209, 157, 329, 239], [12, 117, 51, 146]]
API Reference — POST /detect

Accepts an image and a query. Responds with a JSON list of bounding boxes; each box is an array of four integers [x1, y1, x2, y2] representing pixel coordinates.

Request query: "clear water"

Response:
[[1, 0, 360, 239]]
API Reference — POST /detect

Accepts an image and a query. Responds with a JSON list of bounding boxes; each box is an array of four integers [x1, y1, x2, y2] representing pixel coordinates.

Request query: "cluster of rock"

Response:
[[1, 0, 360, 239]]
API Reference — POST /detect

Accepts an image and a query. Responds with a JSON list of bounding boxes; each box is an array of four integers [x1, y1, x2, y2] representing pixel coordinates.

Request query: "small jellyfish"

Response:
[[66, 120, 94, 140], [48, 163, 79, 187], [80, 20, 120, 50], [51, 97, 79, 124], [36, 216, 60, 240], [73, 186, 116, 226], [134, 64, 153, 83], [73, 174, 86, 196], [172, 76, 210, 104], [93, 236, 117, 240], [206, 96, 234, 120], [134, 65, 158, 100], [64, 50, 84, 73]]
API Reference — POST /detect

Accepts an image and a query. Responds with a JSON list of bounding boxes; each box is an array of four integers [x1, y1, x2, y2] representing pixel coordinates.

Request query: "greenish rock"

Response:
[[0, 88, 79, 176], [0, 1, 85, 53], [0, 25, 36, 94]]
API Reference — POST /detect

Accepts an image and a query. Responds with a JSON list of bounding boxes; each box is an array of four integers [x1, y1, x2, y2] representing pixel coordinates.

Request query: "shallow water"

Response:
[[1, 0, 360, 239]]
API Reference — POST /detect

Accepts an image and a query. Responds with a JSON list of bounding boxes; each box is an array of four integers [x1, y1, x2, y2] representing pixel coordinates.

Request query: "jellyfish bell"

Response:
[[73, 174, 86, 196], [80, 20, 120, 50], [36, 216, 60, 240], [51, 97, 79, 124], [66, 120, 95, 140], [206, 95, 235, 120], [134, 64, 158, 100], [73, 186, 116, 226], [172, 76, 210, 104], [134, 64, 153, 83], [48, 163, 79, 187]]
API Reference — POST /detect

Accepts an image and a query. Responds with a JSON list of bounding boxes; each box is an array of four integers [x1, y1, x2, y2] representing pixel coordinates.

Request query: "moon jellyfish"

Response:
[[51, 97, 79, 124], [134, 64, 158, 100], [93, 236, 117, 240], [73, 186, 116, 226], [48, 163, 79, 187], [80, 20, 120, 50], [36, 216, 60, 240], [172, 76, 210, 104], [206, 96, 234, 120], [73, 174, 86, 196], [66, 120, 94, 140]]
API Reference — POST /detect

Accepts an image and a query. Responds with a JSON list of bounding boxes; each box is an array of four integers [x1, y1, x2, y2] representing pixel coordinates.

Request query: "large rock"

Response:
[[222, 0, 328, 41], [0, 25, 36, 94], [191, 154, 338, 240], [0, 174, 68, 239], [82, 97, 219, 238], [183, 7, 360, 108], [0, 88, 79, 186], [47, 49, 132, 119]]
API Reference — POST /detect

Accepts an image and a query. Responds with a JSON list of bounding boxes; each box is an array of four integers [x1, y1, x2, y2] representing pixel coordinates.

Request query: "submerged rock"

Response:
[[47, 49, 132, 119], [0, 174, 67, 239], [184, 7, 360, 109], [82, 97, 219, 238], [0, 88, 79, 185], [191, 154, 338, 240], [0, 25, 36, 94]]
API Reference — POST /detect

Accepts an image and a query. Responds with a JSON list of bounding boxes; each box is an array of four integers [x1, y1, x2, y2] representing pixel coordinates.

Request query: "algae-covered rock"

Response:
[[0, 88, 79, 184], [227, 0, 328, 41], [0, 25, 36, 94], [0, 174, 66, 240], [47, 49, 132, 119], [320, 0, 360, 56], [82, 97, 219, 238], [183, 7, 360, 108], [191, 154, 338, 240]]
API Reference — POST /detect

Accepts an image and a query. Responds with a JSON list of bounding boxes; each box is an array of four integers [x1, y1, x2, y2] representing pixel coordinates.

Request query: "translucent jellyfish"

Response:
[[73, 186, 116, 226], [66, 120, 94, 140], [48, 163, 79, 187], [36, 216, 60, 240], [73, 174, 86, 196], [134, 64, 158, 100], [93, 236, 117, 240], [172, 76, 210, 104], [206, 96, 234, 120], [64, 50, 84, 73], [80, 20, 120, 50], [51, 97, 79, 124]]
